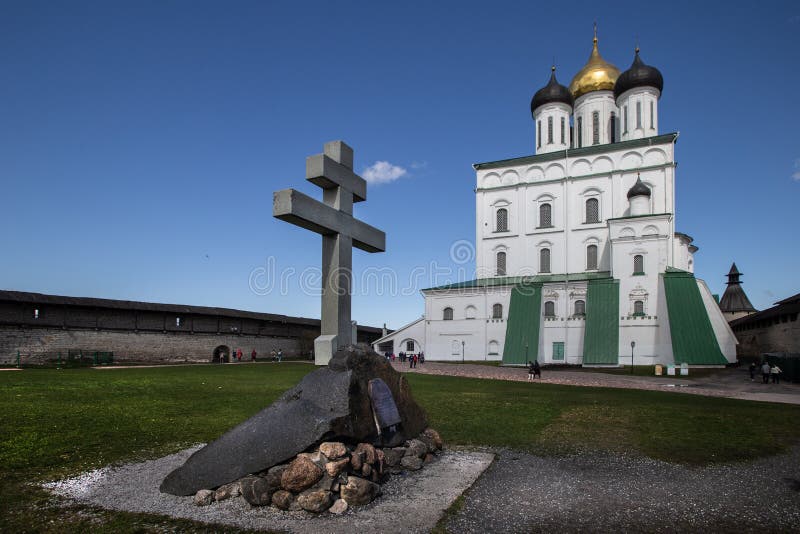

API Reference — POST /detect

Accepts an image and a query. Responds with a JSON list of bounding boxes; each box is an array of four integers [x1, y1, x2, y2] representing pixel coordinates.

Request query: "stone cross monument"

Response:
[[273, 141, 385, 365]]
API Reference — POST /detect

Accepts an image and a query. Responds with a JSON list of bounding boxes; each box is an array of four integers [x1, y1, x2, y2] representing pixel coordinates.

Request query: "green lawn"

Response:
[[2, 363, 799, 533]]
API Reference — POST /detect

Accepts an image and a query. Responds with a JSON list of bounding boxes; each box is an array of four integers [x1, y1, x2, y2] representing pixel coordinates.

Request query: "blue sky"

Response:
[[2, 1, 798, 329]]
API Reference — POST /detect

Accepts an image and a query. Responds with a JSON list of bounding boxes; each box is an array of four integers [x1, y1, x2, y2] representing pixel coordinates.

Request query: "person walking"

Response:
[[533, 360, 541, 380], [761, 361, 771, 384], [237, 348, 242, 362], [771, 364, 783, 384], [251, 349, 257, 362], [748, 362, 756, 381], [528, 361, 535, 381], [277, 349, 283, 362]]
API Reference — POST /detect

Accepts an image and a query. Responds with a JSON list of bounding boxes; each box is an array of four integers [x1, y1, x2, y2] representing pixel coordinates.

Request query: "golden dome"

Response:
[[569, 36, 621, 99]]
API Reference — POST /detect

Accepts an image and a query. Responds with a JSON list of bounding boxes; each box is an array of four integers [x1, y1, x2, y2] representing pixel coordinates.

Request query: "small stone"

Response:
[[329, 498, 348, 515], [340, 475, 382, 506], [400, 455, 423, 471], [351, 451, 364, 472], [422, 428, 443, 450], [282, 456, 324, 492], [271, 489, 294, 511], [193, 489, 214, 506], [325, 457, 350, 477], [405, 439, 427, 458], [319, 442, 347, 460], [240, 476, 274, 506], [384, 447, 405, 466], [423, 453, 435, 463], [214, 481, 241, 501], [362, 463, 372, 477], [355, 443, 377, 464], [297, 488, 333, 513], [375, 448, 386, 474]]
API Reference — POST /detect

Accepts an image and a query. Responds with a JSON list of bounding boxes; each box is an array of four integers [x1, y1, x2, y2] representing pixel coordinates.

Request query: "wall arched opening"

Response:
[[213, 345, 231, 363]]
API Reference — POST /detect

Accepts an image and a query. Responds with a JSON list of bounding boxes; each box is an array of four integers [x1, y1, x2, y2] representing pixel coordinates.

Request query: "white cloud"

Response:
[[793, 159, 800, 181], [362, 161, 408, 184]]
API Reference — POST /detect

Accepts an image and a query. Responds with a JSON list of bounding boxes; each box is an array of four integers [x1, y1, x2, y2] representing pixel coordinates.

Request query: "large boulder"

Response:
[[160, 345, 427, 495]]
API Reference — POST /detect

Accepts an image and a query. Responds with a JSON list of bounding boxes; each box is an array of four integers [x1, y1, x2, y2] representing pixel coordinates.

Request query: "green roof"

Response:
[[502, 283, 543, 366], [423, 272, 612, 292], [473, 133, 678, 170], [663, 270, 728, 365], [583, 279, 620, 365]]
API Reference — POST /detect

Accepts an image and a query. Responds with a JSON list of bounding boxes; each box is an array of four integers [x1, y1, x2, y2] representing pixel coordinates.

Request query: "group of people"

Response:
[[383, 351, 425, 367], [527, 360, 541, 380], [750, 361, 783, 384], [219, 348, 282, 363]]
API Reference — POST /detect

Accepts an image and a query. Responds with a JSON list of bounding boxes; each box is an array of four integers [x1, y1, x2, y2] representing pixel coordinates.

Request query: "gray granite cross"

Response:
[[273, 141, 385, 365]]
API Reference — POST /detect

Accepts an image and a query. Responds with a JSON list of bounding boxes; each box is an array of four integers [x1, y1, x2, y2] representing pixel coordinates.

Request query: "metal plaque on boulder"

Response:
[[368, 378, 402, 432]]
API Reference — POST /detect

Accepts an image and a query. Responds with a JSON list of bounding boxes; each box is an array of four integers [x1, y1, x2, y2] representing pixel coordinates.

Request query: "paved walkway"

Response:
[[391, 361, 800, 405]]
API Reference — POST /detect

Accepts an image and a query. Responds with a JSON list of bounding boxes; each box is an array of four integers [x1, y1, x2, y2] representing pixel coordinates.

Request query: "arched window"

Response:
[[592, 111, 600, 145], [586, 244, 598, 270], [496, 251, 507, 276], [492, 303, 503, 319], [609, 112, 616, 143], [406, 340, 414, 351], [496, 208, 508, 232], [544, 301, 555, 317], [633, 254, 644, 274], [560, 117, 565, 144], [634, 300, 645, 316], [539, 203, 552, 227], [465, 305, 477, 319], [540, 248, 551, 273], [636, 101, 642, 129], [585, 198, 599, 223], [649, 101, 655, 129], [537, 120, 541, 148], [488, 340, 499, 355], [547, 116, 553, 144], [443, 307, 453, 321], [574, 300, 586, 316], [577, 116, 583, 147]]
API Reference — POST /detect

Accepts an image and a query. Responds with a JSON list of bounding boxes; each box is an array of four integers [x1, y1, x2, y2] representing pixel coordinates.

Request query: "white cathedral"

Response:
[[373, 35, 737, 367]]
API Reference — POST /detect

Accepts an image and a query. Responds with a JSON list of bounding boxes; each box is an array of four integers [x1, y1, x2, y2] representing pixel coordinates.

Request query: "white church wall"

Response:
[[573, 91, 618, 147], [696, 279, 738, 364]]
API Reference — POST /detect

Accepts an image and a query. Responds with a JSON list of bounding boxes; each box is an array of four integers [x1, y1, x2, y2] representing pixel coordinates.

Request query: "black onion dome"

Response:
[[614, 48, 664, 99], [531, 67, 573, 116], [627, 176, 651, 199]]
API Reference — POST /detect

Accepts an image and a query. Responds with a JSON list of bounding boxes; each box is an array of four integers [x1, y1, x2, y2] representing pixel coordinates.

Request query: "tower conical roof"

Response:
[[719, 262, 757, 313]]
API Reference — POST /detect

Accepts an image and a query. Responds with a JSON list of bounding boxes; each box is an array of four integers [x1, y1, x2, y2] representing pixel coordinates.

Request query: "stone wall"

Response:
[[0, 326, 309, 365], [733, 320, 800, 357]]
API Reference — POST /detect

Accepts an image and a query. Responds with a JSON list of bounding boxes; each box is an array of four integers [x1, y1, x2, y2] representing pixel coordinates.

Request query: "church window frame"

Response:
[[623, 106, 628, 133], [560, 117, 565, 144], [574, 299, 586, 316], [492, 303, 503, 319], [488, 340, 499, 355], [443, 307, 453, 321], [633, 254, 645, 275], [544, 300, 556, 317], [577, 117, 583, 148], [537, 120, 542, 148], [540, 248, 551, 273], [539, 202, 552, 228], [636, 101, 642, 129], [406, 340, 414, 352], [609, 112, 616, 143], [547, 116, 553, 144], [585, 197, 600, 224], [650, 101, 655, 130], [496, 251, 507, 276], [633, 300, 645, 316], [592, 111, 600, 145], [496, 207, 508, 232], [586, 244, 598, 271], [465, 305, 477, 320]]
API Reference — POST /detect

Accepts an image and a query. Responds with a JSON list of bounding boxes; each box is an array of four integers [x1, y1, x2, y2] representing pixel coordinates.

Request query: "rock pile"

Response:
[[193, 428, 443, 514]]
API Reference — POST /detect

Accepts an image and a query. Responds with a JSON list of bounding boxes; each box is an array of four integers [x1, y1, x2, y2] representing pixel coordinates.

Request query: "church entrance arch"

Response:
[[213, 345, 231, 363]]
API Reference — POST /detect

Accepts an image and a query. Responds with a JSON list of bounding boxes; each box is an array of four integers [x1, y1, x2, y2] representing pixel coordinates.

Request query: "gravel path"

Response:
[[393, 362, 800, 405], [444, 446, 800, 533]]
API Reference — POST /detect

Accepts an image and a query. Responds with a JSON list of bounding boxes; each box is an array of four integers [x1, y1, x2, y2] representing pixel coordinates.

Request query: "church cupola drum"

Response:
[[532, 66, 573, 154], [615, 48, 664, 141]]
